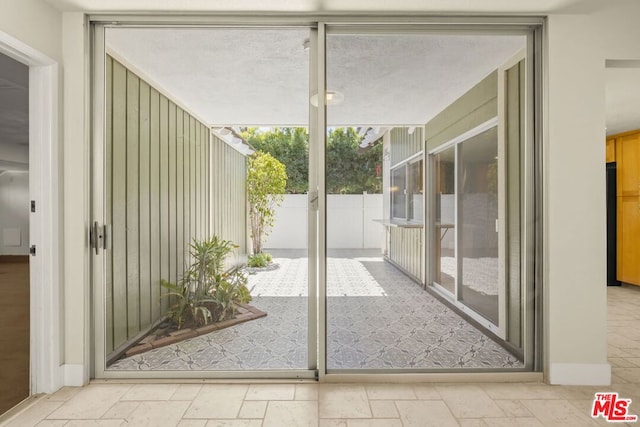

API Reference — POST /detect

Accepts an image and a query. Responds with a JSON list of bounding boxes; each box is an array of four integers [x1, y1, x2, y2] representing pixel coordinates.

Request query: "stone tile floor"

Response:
[[3, 280, 639, 426], [110, 250, 521, 371]]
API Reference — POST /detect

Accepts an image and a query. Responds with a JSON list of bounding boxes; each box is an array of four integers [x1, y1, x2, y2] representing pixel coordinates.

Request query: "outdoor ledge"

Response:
[[373, 219, 424, 228]]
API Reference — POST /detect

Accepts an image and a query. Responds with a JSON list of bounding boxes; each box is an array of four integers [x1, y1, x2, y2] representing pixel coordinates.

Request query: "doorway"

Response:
[[91, 19, 540, 379], [92, 26, 318, 378], [0, 51, 30, 414]]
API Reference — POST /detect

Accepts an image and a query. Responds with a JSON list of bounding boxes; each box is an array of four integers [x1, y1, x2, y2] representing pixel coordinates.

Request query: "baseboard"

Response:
[[548, 363, 611, 385], [63, 364, 87, 387]]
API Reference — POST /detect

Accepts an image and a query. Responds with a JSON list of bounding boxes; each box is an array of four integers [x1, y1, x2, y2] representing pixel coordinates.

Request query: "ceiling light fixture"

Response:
[[310, 90, 344, 107]]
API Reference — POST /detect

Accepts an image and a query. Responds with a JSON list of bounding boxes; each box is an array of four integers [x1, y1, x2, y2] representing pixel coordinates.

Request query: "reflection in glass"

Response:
[[391, 167, 406, 219], [459, 126, 499, 324], [408, 160, 423, 222], [434, 148, 456, 294]]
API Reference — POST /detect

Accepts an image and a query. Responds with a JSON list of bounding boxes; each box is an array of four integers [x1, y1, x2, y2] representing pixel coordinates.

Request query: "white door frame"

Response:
[[0, 31, 62, 394]]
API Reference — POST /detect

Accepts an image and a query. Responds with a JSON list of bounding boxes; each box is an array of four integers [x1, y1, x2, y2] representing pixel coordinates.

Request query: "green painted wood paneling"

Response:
[[176, 107, 185, 278], [111, 59, 128, 348], [190, 117, 196, 242], [182, 112, 191, 268], [168, 102, 177, 290], [426, 71, 498, 152], [149, 87, 161, 323], [210, 135, 247, 261], [388, 127, 424, 282], [104, 56, 245, 357], [389, 227, 423, 282], [126, 70, 140, 339], [105, 55, 114, 353], [159, 95, 170, 315], [390, 127, 423, 166], [138, 80, 151, 330]]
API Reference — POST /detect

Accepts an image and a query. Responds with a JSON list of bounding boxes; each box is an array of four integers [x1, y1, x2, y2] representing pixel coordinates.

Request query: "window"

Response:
[[391, 166, 406, 219], [390, 156, 423, 222]]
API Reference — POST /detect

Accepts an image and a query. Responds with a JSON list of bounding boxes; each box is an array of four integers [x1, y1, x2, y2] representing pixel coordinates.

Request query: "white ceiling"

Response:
[[606, 67, 640, 136], [45, 0, 613, 14], [106, 28, 525, 126]]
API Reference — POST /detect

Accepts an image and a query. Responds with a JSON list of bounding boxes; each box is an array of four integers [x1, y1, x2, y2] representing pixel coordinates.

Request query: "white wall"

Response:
[[543, 2, 640, 385], [0, 171, 29, 255], [61, 11, 88, 384], [264, 195, 308, 249], [0, 0, 62, 62], [265, 194, 384, 250], [0, 143, 29, 170], [0, 0, 64, 395]]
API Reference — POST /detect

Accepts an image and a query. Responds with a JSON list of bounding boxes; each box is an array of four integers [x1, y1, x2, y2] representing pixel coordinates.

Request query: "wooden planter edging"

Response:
[[123, 304, 267, 358]]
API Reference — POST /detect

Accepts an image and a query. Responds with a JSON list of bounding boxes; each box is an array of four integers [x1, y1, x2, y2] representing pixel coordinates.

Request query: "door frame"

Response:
[[89, 15, 544, 380], [91, 22, 322, 379], [0, 32, 62, 394], [427, 117, 505, 336]]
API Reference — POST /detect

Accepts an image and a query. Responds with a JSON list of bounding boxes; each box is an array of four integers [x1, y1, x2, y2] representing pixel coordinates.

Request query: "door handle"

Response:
[[90, 222, 111, 254], [309, 190, 319, 211], [91, 221, 102, 255]]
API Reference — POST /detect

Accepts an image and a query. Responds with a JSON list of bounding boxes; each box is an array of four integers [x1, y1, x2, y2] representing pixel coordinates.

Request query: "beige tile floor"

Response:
[[2, 284, 639, 427]]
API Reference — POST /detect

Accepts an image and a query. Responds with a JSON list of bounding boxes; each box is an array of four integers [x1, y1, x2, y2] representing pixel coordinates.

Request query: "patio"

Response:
[[109, 250, 522, 371]]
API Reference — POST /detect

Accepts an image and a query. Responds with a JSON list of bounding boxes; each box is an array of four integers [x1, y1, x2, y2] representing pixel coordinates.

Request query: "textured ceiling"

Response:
[[45, 0, 612, 14], [106, 28, 525, 126]]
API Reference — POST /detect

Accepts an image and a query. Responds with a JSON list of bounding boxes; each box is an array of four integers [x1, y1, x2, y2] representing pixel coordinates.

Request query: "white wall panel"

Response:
[[0, 171, 29, 255]]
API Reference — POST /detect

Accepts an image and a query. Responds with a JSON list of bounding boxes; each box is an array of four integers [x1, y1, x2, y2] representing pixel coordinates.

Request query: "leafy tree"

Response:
[[326, 128, 383, 194], [242, 127, 382, 195], [246, 151, 288, 254], [242, 128, 308, 194]]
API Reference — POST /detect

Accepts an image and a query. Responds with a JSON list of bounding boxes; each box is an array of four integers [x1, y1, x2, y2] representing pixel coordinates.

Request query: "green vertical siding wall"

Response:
[[506, 60, 525, 347], [389, 227, 424, 282], [387, 127, 424, 282], [210, 134, 247, 262], [425, 72, 498, 151], [105, 55, 234, 356], [390, 127, 423, 166]]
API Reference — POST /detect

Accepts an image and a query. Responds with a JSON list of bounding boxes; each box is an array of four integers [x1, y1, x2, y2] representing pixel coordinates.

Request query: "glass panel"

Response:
[[408, 159, 423, 222], [102, 27, 311, 372], [434, 147, 456, 295], [391, 166, 406, 219], [326, 30, 526, 371], [458, 126, 499, 324]]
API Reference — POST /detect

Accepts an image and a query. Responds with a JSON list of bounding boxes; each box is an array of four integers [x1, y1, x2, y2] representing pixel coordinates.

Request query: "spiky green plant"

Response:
[[161, 236, 252, 328]]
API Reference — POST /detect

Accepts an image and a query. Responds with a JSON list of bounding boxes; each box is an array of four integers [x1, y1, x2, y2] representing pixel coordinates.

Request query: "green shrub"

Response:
[[248, 253, 272, 268], [161, 236, 251, 328]]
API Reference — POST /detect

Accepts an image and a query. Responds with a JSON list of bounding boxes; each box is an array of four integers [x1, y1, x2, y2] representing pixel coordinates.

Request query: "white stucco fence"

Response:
[[264, 194, 384, 249]]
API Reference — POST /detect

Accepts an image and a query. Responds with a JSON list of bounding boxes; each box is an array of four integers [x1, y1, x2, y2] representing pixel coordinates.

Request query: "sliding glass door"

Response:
[[92, 24, 318, 378], [325, 28, 532, 371], [431, 121, 502, 333], [91, 18, 540, 378], [428, 49, 530, 356]]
